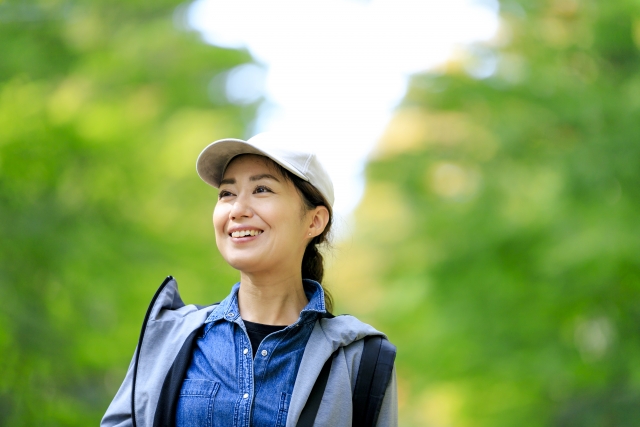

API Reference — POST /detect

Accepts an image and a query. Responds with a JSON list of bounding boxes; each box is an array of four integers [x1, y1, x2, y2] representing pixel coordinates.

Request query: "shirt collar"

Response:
[[205, 279, 327, 324]]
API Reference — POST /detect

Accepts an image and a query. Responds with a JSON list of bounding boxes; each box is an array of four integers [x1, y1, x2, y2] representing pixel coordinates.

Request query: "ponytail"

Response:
[[301, 234, 333, 313], [302, 239, 325, 283]]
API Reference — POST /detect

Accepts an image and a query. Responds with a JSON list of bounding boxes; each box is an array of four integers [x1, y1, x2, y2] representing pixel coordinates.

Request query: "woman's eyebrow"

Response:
[[250, 173, 280, 182], [219, 178, 235, 185], [219, 173, 280, 186]]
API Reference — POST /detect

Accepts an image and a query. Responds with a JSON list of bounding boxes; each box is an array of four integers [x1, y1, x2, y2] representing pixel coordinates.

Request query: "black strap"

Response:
[[297, 336, 396, 427], [296, 350, 337, 427], [352, 336, 397, 427]]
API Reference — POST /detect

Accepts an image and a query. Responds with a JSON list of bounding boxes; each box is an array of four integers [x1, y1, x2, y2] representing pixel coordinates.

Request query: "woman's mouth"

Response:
[[230, 229, 263, 238]]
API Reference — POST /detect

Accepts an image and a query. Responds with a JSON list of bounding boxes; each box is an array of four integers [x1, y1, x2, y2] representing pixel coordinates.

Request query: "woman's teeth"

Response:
[[231, 230, 263, 238]]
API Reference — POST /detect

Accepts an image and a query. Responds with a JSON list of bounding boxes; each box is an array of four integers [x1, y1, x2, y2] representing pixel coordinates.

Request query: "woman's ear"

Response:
[[307, 206, 330, 238]]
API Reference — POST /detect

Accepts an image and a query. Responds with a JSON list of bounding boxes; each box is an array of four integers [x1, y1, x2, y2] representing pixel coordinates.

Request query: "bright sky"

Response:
[[187, 0, 499, 232]]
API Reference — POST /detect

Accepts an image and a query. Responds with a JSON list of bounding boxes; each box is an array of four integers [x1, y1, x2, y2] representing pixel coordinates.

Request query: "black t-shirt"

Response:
[[243, 319, 287, 358]]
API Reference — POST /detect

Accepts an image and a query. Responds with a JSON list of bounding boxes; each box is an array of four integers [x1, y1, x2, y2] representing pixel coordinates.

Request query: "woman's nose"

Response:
[[229, 196, 253, 219]]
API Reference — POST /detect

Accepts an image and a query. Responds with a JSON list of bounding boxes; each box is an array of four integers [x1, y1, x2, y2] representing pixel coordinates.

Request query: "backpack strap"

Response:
[[352, 336, 397, 427], [297, 335, 396, 427], [296, 349, 338, 427]]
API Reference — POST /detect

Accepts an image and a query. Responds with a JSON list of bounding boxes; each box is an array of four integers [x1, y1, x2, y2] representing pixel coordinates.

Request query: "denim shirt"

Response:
[[176, 280, 327, 427]]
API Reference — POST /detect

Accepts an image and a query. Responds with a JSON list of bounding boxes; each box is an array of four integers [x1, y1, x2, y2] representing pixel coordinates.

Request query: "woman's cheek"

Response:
[[212, 206, 227, 238]]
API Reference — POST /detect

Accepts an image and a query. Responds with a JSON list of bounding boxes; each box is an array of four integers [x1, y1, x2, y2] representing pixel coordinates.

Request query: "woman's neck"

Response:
[[237, 272, 308, 326]]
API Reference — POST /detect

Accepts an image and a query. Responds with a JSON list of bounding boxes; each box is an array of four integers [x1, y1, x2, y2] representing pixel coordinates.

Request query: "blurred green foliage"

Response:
[[3, 0, 640, 425], [0, 0, 252, 424], [330, 0, 640, 426]]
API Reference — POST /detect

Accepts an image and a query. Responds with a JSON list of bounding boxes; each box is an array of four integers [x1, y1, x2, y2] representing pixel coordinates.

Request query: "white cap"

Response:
[[196, 132, 335, 207]]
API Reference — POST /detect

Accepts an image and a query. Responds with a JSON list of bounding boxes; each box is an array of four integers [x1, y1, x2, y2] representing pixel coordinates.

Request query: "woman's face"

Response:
[[213, 154, 320, 277]]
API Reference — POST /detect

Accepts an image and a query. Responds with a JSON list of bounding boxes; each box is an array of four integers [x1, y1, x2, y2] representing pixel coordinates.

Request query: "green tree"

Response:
[[331, 0, 640, 425], [0, 0, 254, 424]]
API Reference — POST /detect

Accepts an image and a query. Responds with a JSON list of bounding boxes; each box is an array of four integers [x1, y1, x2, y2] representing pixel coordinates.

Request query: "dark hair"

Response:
[[271, 162, 334, 312]]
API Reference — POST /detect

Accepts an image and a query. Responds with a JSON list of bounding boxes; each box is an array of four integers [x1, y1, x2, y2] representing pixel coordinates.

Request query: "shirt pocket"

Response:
[[274, 392, 291, 427], [176, 379, 220, 427]]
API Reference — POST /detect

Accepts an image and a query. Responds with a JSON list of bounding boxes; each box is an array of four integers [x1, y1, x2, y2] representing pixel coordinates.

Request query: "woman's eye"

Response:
[[254, 185, 272, 194], [218, 190, 233, 199]]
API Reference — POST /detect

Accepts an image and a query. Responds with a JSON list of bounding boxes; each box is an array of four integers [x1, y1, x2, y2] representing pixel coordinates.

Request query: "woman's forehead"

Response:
[[223, 154, 285, 180]]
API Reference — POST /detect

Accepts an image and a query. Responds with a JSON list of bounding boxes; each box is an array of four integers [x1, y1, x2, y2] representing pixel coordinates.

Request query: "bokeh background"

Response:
[[2, 0, 640, 426]]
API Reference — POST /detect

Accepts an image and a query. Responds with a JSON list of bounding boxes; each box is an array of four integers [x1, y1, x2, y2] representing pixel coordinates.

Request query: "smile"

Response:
[[230, 229, 263, 238]]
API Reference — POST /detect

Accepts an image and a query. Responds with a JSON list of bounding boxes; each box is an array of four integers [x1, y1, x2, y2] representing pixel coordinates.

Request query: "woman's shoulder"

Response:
[[317, 313, 388, 347], [309, 314, 396, 402], [145, 276, 219, 323]]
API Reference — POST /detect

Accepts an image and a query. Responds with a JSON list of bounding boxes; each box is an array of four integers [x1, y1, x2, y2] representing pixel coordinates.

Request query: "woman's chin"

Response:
[[224, 255, 264, 274]]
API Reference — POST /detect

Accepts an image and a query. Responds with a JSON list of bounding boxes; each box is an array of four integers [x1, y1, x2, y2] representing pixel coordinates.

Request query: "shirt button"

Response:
[[243, 348, 248, 355], [226, 312, 234, 318], [261, 350, 268, 357], [243, 393, 249, 399]]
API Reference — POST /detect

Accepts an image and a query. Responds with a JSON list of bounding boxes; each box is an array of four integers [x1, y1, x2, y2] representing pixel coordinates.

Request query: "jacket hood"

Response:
[[152, 278, 385, 350]]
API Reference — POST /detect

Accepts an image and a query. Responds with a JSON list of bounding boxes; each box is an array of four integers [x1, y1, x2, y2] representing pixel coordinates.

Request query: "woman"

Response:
[[101, 132, 398, 427]]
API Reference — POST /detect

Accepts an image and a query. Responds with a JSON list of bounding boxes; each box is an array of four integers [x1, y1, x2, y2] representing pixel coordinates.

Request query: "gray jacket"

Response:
[[101, 277, 398, 427]]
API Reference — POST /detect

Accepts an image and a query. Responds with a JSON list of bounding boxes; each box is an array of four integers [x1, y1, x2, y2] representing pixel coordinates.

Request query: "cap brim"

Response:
[[196, 138, 308, 188]]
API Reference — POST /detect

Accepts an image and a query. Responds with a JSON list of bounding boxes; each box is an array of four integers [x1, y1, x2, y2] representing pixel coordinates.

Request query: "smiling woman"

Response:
[[101, 132, 398, 427], [213, 155, 330, 306]]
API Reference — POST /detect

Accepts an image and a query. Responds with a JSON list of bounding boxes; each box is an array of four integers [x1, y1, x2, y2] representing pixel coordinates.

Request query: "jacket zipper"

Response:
[[131, 275, 174, 427]]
